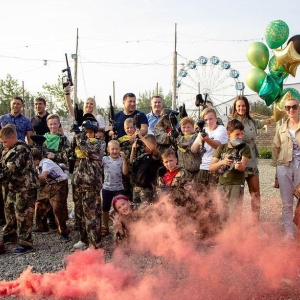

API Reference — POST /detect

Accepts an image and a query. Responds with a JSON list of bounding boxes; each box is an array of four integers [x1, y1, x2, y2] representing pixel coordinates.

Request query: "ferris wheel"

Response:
[[176, 56, 245, 119]]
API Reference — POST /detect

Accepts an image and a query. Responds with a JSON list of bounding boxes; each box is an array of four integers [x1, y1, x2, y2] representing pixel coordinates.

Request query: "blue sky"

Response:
[[0, 0, 299, 109]]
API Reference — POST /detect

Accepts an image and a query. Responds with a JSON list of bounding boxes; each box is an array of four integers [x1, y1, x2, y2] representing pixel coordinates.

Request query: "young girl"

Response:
[[110, 194, 139, 244], [101, 140, 128, 236]]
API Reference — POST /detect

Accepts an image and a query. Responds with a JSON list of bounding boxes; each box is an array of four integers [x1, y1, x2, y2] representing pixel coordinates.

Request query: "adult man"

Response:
[[146, 95, 163, 134], [0, 97, 33, 145], [31, 97, 63, 135], [115, 93, 148, 139]]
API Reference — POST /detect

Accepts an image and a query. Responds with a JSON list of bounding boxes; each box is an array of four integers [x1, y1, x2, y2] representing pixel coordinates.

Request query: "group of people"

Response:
[[0, 89, 299, 255]]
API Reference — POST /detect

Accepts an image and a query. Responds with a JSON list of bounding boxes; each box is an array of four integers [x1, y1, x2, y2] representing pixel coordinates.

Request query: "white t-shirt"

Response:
[[39, 158, 68, 181], [96, 114, 105, 129], [194, 125, 228, 170]]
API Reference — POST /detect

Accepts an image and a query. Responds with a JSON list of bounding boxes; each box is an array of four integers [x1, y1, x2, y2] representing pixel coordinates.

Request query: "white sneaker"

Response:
[[73, 241, 87, 249]]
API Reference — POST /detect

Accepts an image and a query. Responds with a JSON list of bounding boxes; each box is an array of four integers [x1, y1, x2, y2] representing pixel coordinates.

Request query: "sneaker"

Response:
[[61, 235, 71, 243], [73, 241, 87, 249], [13, 246, 30, 254], [283, 234, 295, 243]]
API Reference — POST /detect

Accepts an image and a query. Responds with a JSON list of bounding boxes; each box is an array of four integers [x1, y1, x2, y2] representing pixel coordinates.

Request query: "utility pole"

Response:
[[112, 81, 116, 106], [72, 28, 79, 106], [172, 23, 177, 110]]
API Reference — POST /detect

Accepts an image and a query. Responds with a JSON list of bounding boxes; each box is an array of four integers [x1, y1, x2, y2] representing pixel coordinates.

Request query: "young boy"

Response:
[[118, 118, 144, 200], [176, 117, 202, 180], [157, 148, 191, 206], [209, 119, 251, 225], [43, 114, 70, 165], [31, 148, 70, 242], [101, 140, 128, 236], [72, 115, 105, 250], [0, 124, 38, 254], [130, 132, 162, 204]]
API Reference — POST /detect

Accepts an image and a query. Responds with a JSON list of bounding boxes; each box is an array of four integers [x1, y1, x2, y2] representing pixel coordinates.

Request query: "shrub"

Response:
[[258, 148, 272, 159]]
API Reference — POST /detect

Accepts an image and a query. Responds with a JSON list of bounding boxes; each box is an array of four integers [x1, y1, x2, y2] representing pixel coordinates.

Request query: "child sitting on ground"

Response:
[[101, 140, 128, 237], [130, 131, 162, 205], [110, 194, 139, 245], [31, 148, 70, 242], [209, 119, 251, 225]]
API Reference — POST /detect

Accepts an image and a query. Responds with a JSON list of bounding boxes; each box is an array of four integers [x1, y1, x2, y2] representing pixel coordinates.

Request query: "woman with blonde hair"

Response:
[[272, 97, 300, 242], [64, 84, 105, 129]]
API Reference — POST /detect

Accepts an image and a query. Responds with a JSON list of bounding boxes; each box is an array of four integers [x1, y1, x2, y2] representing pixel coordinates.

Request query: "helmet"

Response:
[[82, 113, 98, 133]]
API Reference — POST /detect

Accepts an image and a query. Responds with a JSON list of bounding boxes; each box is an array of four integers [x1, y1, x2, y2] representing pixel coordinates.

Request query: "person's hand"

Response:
[[222, 154, 233, 166], [64, 82, 71, 95], [274, 178, 279, 188], [110, 214, 123, 233], [120, 151, 126, 160], [234, 161, 243, 171]]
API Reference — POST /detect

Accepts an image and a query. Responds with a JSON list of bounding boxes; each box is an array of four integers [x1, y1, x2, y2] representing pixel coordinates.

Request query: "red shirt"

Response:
[[163, 168, 180, 186]]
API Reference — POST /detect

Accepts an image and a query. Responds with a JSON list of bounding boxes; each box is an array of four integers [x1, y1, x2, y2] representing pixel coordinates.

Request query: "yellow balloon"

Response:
[[273, 41, 300, 77], [273, 91, 291, 122]]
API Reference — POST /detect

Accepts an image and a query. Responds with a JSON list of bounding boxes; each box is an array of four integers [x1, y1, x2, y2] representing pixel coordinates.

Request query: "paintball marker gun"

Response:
[[62, 53, 74, 89], [109, 95, 117, 139], [218, 139, 246, 177], [31, 135, 57, 156], [68, 103, 84, 174], [196, 118, 207, 157], [179, 103, 188, 119]]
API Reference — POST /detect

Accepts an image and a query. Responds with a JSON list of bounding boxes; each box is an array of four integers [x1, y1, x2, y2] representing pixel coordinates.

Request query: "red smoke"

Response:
[[1, 195, 300, 299]]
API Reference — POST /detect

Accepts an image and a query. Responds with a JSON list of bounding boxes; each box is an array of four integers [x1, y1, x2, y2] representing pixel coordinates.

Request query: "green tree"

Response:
[[0, 74, 31, 115], [40, 76, 69, 117], [137, 88, 173, 114], [250, 101, 273, 116]]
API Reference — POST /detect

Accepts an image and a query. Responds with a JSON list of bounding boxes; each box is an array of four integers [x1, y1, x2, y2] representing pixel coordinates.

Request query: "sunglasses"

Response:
[[285, 105, 299, 111]]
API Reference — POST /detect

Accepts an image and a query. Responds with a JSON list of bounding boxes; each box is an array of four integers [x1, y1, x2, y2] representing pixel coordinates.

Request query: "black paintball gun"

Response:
[[62, 53, 74, 89], [218, 139, 246, 177], [68, 104, 84, 174], [109, 96, 117, 139], [196, 118, 207, 157], [133, 113, 142, 158], [31, 135, 57, 156], [179, 103, 188, 119]]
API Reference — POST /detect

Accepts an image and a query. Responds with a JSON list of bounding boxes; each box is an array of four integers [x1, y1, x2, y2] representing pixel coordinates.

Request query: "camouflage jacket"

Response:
[[157, 166, 193, 206], [72, 133, 104, 191], [176, 133, 202, 172], [1, 141, 38, 192], [153, 117, 177, 153], [43, 133, 71, 166]]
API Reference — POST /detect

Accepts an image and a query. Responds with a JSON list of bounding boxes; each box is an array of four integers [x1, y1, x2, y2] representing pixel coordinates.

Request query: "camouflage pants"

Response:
[[194, 170, 219, 191], [35, 180, 69, 236], [74, 186, 102, 248], [133, 186, 155, 204], [3, 189, 36, 249]]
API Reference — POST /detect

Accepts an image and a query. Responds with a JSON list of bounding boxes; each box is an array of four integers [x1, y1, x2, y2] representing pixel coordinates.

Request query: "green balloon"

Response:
[[258, 74, 282, 106], [268, 55, 289, 80], [265, 20, 289, 49], [246, 68, 267, 93], [247, 42, 269, 70], [280, 88, 300, 102]]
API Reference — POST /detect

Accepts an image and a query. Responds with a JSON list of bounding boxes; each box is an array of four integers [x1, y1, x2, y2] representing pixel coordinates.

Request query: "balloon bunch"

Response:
[[246, 20, 300, 120]]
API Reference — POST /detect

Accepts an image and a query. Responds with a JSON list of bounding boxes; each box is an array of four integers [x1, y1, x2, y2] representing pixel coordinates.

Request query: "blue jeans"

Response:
[[277, 160, 300, 235]]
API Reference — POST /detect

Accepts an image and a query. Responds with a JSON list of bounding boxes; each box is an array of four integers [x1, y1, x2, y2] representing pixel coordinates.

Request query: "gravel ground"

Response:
[[0, 159, 299, 299]]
